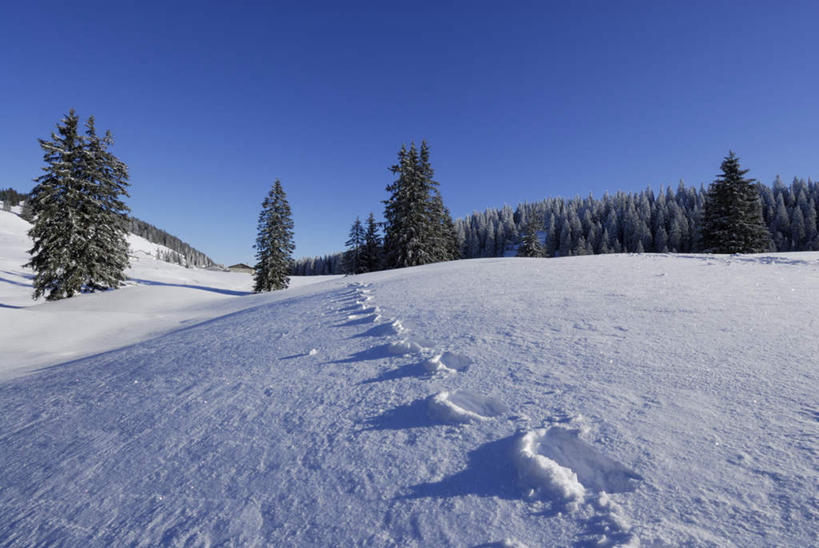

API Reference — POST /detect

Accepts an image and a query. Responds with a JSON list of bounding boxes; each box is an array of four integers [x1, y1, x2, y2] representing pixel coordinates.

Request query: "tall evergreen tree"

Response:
[[701, 152, 771, 253], [343, 217, 366, 274], [442, 205, 461, 260], [26, 110, 131, 300], [383, 141, 452, 268], [517, 217, 544, 257], [360, 212, 383, 272], [81, 116, 131, 290], [253, 180, 295, 292]]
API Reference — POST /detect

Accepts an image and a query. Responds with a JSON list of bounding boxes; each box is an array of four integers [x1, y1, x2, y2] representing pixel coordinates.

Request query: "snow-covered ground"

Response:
[[1, 206, 817, 546], [0, 207, 337, 379]]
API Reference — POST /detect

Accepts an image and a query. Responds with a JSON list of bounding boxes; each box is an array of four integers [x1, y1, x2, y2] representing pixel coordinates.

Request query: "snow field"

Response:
[[0, 208, 339, 378], [1, 214, 818, 546], [335, 279, 642, 545]]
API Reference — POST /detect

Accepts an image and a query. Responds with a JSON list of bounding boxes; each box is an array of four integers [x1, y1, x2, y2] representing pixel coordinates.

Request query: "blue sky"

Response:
[[2, 1, 819, 264]]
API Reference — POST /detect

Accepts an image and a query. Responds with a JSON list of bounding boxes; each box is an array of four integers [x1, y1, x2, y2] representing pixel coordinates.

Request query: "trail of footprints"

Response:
[[337, 282, 641, 546]]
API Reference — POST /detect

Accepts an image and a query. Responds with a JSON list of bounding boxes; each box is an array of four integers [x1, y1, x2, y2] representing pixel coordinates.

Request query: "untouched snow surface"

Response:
[[1, 208, 818, 545]]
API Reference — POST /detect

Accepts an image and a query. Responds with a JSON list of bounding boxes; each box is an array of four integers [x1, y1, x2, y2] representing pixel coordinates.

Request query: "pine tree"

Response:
[[442, 205, 461, 260], [343, 217, 366, 274], [517, 217, 544, 257], [701, 152, 771, 253], [383, 141, 451, 268], [81, 116, 131, 290], [253, 180, 295, 292], [360, 212, 383, 272], [26, 110, 131, 300]]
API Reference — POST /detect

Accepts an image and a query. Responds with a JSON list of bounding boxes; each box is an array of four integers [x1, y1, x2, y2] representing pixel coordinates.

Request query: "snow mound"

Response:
[[428, 390, 508, 423], [515, 427, 641, 507], [387, 339, 424, 355], [423, 351, 472, 374], [516, 429, 586, 506], [360, 319, 405, 338]]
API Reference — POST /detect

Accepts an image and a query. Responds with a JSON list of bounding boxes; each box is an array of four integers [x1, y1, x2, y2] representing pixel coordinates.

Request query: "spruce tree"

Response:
[[360, 212, 383, 273], [442, 205, 460, 260], [253, 180, 295, 292], [26, 110, 131, 300], [383, 142, 432, 268], [517, 217, 544, 257], [383, 140, 454, 268], [343, 217, 366, 274], [702, 152, 771, 253], [81, 116, 131, 290]]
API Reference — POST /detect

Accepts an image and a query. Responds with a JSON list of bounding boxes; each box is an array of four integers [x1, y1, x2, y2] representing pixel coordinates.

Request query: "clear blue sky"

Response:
[[2, 1, 818, 265]]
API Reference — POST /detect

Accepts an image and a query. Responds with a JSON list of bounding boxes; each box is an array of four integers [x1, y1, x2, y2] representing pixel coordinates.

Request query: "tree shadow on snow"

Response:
[[1, 270, 34, 279], [399, 435, 520, 501], [127, 278, 253, 296], [0, 275, 32, 288]]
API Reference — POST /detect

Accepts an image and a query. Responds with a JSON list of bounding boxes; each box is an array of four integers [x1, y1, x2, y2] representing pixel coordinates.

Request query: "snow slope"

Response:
[[0, 208, 337, 379], [1, 228, 817, 546]]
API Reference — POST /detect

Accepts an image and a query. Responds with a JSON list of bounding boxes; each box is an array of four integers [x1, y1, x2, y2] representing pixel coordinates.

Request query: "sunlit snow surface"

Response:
[[0, 208, 336, 379], [1, 207, 818, 546]]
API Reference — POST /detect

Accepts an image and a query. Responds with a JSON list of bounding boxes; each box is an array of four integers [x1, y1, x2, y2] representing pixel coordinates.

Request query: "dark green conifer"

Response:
[[254, 180, 295, 291], [26, 110, 131, 300], [343, 217, 366, 274], [360, 212, 383, 272], [383, 140, 455, 268], [702, 152, 771, 253]]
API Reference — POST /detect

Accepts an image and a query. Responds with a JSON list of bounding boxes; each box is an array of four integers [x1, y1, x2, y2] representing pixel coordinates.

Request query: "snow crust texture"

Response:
[[1, 215, 818, 547]]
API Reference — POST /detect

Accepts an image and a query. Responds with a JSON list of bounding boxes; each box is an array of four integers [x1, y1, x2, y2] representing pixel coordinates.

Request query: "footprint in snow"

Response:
[[355, 319, 405, 338], [514, 426, 641, 508], [427, 390, 508, 424], [341, 313, 382, 326], [423, 351, 473, 374], [387, 339, 426, 355]]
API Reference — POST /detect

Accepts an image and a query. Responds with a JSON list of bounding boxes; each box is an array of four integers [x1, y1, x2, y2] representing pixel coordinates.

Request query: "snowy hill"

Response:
[[1, 208, 818, 546], [0, 207, 336, 378]]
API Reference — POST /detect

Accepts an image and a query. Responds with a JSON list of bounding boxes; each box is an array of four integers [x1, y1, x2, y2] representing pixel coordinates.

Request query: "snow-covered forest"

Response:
[[128, 217, 216, 268], [294, 176, 819, 275]]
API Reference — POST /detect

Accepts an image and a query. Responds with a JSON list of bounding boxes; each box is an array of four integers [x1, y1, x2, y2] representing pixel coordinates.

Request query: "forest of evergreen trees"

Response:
[[127, 218, 215, 268], [292, 176, 819, 275]]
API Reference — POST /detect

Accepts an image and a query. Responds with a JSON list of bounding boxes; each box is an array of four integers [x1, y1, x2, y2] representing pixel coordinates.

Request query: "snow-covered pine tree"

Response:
[[702, 152, 771, 253], [343, 217, 366, 274], [442, 205, 460, 260], [253, 180, 295, 292], [517, 217, 544, 257], [26, 110, 131, 300], [360, 212, 383, 273], [81, 116, 131, 290], [383, 141, 451, 268]]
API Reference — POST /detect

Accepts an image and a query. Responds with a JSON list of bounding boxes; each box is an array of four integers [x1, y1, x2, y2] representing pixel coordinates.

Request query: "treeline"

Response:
[[127, 218, 215, 268], [292, 175, 819, 275], [0, 188, 27, 207], [2, 187, 216, 269], [292, 253, 344, 276], [293, 141, 459, 276], [458, 176, 819, 258]]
